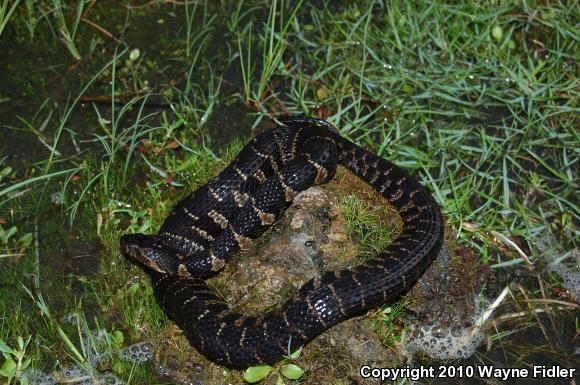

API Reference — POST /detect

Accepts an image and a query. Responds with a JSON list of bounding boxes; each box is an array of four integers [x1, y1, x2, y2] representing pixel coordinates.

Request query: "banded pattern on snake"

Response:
[[120, 117, 443, 368]]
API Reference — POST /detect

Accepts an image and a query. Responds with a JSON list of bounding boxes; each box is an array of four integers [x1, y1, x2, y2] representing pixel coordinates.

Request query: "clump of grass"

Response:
[[50, 0, 88, 60], [338, 193, 396, 258], [236, 0, 304, 108], [370, 299, 411, 347]]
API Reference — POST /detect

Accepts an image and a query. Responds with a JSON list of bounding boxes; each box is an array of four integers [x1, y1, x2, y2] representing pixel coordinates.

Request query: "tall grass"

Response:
[[51, 0, 89, 60], [0, 0, 21, 37], [0, 0, 577, 382], [236, 0, 304, 107]]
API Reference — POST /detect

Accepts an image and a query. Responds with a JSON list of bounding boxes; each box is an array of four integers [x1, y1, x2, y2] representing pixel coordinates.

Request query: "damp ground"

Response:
[[0, 1, 578, 385]]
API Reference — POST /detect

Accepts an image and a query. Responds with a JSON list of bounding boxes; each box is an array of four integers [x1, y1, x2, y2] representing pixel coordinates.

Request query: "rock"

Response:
[[161, 167, 483, 384]]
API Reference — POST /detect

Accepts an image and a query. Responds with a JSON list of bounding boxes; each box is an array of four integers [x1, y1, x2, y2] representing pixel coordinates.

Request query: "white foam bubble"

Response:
[[21, 368, 57, 385], [401, 322, 485, 360], [119, 341, 154, 363], [401, 294, 492, 361], [547, 250, 579, 301], [58, 365, 125, 385], [20, 337, 154, 385]]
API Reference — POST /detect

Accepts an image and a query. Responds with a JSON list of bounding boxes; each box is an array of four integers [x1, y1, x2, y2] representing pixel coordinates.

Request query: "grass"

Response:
[[0, 0, 20, 38], [338, 193, 398, 260], [236, 0, 305, 109], [370, 299, 411, 347], [0, 0, 578, 384]]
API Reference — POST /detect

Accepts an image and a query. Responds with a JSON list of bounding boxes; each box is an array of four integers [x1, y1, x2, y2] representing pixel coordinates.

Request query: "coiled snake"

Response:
[[120, 117, 443, 368]]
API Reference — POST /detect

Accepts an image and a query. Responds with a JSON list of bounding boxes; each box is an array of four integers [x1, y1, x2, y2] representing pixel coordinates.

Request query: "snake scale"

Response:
[[120, 117, 443, 368]]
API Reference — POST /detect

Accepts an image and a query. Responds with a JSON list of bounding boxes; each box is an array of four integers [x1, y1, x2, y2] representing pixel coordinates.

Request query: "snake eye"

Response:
[[120, 233, 169, 273], [120, 235, 134, 253], [120, 234, 149, 258]]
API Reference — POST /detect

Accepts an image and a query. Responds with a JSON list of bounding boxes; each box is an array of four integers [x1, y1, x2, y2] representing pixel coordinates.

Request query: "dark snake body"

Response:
[[121, 118, 443, 368]]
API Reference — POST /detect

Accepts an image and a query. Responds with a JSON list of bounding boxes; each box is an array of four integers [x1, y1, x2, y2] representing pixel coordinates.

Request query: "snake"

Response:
[[120, 117, 444, 368]]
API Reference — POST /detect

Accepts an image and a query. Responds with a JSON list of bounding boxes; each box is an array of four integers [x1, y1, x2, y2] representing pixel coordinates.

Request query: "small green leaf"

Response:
[[0, 340, 13, 354], [6, 226, 17, 241], [276, 375, 285, 385], [112, 360, 125, 375], [110, 330, 124, 349], [17, 233, 33, 247], [0, 355, 16, 378], [491, 25, 503, 41], [0, 166, 12, 178], [289, 347, 302, 359], [127, 283, 140, 296], [243, 364, 273, 383], [22, 357, 32, 370], [316, 85, 329, 101], [280, 363, 304, 380], [129, 48, 140, 61]]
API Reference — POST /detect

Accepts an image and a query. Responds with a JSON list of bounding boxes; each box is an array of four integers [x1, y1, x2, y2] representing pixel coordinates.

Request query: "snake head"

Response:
[[120, 233, 178, 274]]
